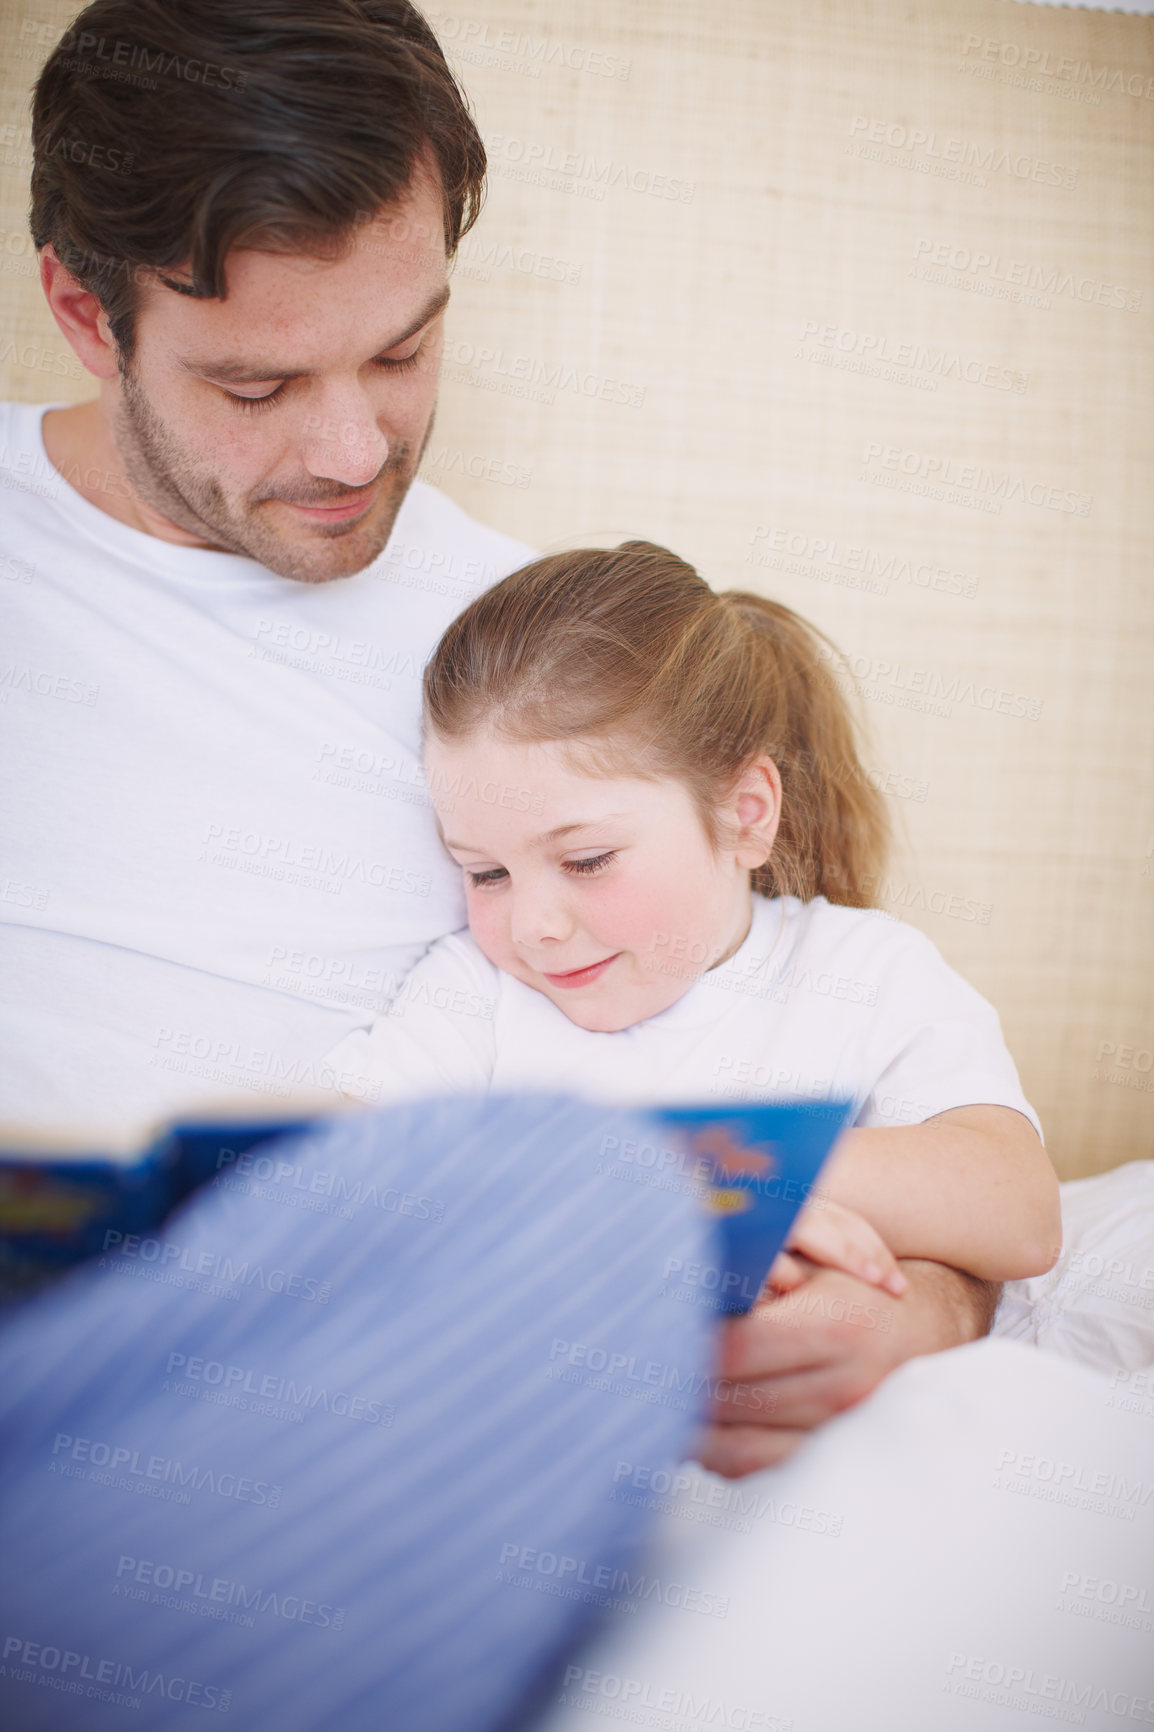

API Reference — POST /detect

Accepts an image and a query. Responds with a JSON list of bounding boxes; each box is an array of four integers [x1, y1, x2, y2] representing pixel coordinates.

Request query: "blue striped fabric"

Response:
[[0, 1095, 715, 1731]]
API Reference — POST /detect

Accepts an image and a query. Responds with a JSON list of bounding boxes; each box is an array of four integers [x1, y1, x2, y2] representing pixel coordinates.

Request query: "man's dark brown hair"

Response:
[[30, 0, 485, 359]]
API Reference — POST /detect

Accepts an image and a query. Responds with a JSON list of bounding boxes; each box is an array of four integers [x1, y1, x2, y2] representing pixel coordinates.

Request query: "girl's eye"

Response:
[[466, 866, 508, 888], [564, 852, 617, 877]]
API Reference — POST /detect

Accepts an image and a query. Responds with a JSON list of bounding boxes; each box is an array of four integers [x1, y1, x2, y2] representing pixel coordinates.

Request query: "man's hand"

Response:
[[697, 1260, 1001, 1479]]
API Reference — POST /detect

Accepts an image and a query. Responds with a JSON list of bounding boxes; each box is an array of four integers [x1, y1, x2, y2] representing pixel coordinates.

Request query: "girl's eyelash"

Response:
[[564, 852, 617, 876], [465, 852, 617, 888], [467, 866, 508, 888], [225, 346, 425, 413]]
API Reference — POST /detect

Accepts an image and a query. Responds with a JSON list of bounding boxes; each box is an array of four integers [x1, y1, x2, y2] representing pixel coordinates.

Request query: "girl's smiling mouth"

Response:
[[542, 954, 621, 989]]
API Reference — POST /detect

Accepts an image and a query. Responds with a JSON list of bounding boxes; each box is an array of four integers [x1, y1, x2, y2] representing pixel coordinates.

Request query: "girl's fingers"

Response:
[[787, 1206, 907, 1295], [766, 1250, 807, 1292]]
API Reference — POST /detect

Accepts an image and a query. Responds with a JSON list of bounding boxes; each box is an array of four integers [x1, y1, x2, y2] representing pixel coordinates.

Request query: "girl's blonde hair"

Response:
[[424, 541, 890, 907]]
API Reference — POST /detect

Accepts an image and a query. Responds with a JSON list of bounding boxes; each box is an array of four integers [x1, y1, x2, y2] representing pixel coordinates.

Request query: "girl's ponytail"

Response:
[[425, 541, 891, 908], [717, 593, 890, 907]]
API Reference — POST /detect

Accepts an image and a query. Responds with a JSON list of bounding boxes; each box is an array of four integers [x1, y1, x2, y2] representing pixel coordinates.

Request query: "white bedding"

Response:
[[534, 1163, 1154, 1732], [993, 1161, 1154, 1375]]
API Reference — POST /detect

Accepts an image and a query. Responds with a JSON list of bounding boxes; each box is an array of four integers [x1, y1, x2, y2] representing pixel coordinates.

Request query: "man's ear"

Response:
[[39, 246, 120, 380], [725, 755, 782, 871]]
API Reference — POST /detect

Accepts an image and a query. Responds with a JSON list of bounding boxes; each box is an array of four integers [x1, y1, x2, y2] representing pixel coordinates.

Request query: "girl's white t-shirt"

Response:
[[327, 893, 1043, 1136]]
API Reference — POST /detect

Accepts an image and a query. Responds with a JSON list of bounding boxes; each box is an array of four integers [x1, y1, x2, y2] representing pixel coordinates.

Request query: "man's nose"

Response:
[[301, 404, 389, 488], [510, 881, 575, 949]]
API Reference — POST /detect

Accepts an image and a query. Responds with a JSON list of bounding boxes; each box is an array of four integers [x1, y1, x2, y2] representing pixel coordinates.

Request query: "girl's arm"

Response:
[[324, 932, 499, 1103], [814, 1103, 1061, 1281]]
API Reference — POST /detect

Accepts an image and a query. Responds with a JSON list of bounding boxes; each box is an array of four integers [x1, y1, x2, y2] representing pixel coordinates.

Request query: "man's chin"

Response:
[[245, 487, 408, 582], [282, 532, 389, 584]]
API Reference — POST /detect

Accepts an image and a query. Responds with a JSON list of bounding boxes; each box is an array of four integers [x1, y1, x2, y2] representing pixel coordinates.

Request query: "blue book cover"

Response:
[[654, 1099, 855, 1314], [0, 1116, 312, 1295], [0, 1098, 853, 1309]]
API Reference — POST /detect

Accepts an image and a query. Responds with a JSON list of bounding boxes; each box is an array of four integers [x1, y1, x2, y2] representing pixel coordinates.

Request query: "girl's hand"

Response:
[[767, 1198, 908, 1297]]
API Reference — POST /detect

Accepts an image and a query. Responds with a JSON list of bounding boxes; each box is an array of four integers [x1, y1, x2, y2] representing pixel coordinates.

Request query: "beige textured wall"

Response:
[[2, 0, 1152, 1179]]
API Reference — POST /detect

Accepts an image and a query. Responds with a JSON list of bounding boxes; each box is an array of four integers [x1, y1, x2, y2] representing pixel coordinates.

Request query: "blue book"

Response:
[[0, 1115, 313, 1295], [655, 1099, 855, 1314], [0, 1097, 853, 1308]]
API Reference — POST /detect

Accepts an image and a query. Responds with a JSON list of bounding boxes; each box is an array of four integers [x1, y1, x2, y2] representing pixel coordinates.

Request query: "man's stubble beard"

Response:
[[114, 364, 435, 583]]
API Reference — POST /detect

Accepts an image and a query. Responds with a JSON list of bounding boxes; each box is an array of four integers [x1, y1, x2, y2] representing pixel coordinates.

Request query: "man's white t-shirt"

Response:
[[0, 400, 535, 1133], [328, 893, 1043, 1136]]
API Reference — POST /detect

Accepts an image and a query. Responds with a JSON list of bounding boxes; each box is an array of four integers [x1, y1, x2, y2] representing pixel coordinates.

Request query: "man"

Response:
[[2, 0, 533, 1135], [1, 0, 999, 1478]]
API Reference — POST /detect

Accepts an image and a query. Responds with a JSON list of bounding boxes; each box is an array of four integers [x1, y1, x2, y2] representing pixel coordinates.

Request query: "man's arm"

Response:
[[697, 1259, 1001, 1478]]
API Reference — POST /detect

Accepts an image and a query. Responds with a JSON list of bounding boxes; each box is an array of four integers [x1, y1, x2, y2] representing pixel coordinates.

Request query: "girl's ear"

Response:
[[725, 755, 783, 870]]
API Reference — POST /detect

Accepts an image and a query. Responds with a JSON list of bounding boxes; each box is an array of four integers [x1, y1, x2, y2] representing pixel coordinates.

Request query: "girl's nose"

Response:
[[509, 883, 575, 949]]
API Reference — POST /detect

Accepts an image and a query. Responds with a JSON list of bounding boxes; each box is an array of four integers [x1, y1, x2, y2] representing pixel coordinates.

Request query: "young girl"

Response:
[[327, 541, 1059, 1290]]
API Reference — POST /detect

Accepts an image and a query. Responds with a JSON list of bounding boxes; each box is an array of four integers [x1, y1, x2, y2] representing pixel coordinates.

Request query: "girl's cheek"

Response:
[[463, 887, 489, 933], [591, 874, 677, 945], [463, 890, 508, 961], [638, 882, 725, 958]]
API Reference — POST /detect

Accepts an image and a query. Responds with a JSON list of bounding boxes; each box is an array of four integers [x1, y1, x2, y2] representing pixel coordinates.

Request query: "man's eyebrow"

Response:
[[442, 817, 630, 852], [178, 282, 451, 385]]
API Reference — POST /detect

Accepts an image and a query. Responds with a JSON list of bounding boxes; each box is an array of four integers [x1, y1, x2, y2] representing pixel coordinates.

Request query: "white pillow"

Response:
[[993, 1160, 1154, 1374]]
